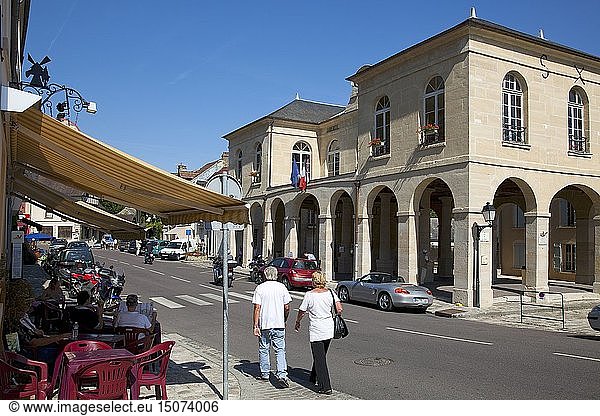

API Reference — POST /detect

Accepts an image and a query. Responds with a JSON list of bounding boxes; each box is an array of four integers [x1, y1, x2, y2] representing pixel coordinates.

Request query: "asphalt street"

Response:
[[95, 249, 600, 399]]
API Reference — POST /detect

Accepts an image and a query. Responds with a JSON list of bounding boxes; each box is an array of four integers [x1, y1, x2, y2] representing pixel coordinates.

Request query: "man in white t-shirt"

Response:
[[252, 266, 292, 387], [115, 294, 152, 331]]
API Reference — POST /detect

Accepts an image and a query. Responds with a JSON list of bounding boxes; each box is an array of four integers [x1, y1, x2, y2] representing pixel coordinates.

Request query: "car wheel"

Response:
[[338, 286, 350, 302], [378, 293, 393, 311]]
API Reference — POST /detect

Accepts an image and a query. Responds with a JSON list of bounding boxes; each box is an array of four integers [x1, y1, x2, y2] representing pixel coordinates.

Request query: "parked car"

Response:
[[336, 272, 433, 311], [260, 257, 319, 290], [49, 238, 68, 252], [101, 234, 115, 249], [56, 248, 95, 271], [588, 304, 600, 331], [118, 240, 129, 252], [159, 240, 192, 260], [66, 240, 90, 250], [128, 240, 141, 255], [152, 240, 169, 256]]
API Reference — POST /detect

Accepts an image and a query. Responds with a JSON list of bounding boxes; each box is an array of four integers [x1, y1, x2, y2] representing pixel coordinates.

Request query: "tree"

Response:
[[99, 200, 125, 215], [145, 216, 163, 239]]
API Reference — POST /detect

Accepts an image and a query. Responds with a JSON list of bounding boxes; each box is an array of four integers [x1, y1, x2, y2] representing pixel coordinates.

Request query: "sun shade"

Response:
[[11, 108, 249, 225], [12, 174, 146, 240]]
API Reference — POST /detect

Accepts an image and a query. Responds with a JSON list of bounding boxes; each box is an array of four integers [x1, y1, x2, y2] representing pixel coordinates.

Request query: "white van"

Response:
[[159, 239, 195, 260]]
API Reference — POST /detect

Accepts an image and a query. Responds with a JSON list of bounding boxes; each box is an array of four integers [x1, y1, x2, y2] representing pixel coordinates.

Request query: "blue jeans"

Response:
[[258, 328, 287, 379]]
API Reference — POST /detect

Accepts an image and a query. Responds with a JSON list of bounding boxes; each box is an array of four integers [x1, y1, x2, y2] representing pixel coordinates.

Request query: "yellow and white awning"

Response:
[[10, 108, 248, 225]]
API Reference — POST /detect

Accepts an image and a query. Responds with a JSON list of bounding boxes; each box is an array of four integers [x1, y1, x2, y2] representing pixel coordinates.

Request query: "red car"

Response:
[[260, 257, 320, 290]]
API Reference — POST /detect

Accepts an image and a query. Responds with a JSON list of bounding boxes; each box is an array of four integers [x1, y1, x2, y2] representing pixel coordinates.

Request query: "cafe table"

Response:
[[58, 348, 135, 400], [75, 333, 125, 348]]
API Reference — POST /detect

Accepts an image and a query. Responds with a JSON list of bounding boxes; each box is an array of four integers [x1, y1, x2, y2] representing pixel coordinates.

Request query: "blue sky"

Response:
[[24, 0, 600, 172]]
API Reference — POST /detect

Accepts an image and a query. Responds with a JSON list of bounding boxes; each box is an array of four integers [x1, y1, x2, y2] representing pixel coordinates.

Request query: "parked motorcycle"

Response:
[[95, 264, 125, 309], [144, 251, 154, 264], [212, 256, 234, 287], [63, 260, 100, 299], [248, 254, 266, 284]]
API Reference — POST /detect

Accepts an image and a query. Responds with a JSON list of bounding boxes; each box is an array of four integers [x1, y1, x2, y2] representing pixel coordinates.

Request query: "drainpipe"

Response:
[[268, 120, 274, 189]]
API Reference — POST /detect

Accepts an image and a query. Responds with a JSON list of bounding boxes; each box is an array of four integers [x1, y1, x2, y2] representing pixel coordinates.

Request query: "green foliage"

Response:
[[145, 217, 163, 239]]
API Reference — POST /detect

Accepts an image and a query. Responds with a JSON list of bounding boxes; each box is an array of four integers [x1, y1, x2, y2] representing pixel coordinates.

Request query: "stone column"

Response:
[[575, 217, 594, 285], [243, 225, 253, 267], [355, 215, 372, 278], [284, 216, 299, 258], [418, 189, 433, 282], [376, 193, 394, 273], [263, 220, 273, 259], [523, 212, 550, 293], [319, 215, 334, 281], [397, 211, 418, 284], [452, 209, 487, 307], [593, 216, 600, 294], [438, 196, 453, 279]]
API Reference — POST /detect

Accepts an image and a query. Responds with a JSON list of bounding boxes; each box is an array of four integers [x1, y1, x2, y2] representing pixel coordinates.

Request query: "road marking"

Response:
[[198, 283, 222, 292], [149, 296, 185, 309], [131, 265, 144, 270], [289, 293, 305, 300], [199, 293, 239, 303], [228, 292, 254, 301], [553, 352, 600, 362], [149, 270, 164, 275], [344, 318, 359, 324], [119, 261, 130, 265], [386, 327, 493, 345], [171, 276, 191, 283], [175, 295, 212, 306]]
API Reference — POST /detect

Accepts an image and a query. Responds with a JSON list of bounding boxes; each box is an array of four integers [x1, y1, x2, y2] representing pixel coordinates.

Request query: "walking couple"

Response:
[[251, 266, 342, 394]]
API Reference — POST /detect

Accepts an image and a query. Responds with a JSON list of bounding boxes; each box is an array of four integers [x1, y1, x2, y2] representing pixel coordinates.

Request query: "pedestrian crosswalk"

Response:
[[143, 290, 306, 310]]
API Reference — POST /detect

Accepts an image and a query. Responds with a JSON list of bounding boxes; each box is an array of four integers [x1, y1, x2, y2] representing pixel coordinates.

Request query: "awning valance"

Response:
[[11, 108, 248, 225], [12, 174, 145, 240]]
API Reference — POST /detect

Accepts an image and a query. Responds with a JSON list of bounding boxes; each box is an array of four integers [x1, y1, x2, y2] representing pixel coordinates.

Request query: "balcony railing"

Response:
[[502, 125, 527, 144], [419, 131, 445, 147], [371, 142, 389, 157], [568, 135, 589, 154]]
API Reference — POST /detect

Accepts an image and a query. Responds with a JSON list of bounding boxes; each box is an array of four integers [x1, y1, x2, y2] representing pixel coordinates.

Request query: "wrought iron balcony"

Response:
[[568, 135, 589, 154], [502, 125, 527, 144], [419, 130, 445, 147]]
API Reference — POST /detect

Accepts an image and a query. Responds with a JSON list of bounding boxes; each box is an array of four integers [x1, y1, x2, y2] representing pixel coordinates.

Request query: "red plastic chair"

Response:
[[49, 340, 112, 399], [130, 341, 175, 400], [71, 358, 135, 400], [0, 352, 49, 399], [116, 327, 155, 354]]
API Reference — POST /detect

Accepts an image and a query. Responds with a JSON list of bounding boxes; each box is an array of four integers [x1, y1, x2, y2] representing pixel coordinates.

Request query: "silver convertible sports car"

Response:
[[336, 272, 434, 311]]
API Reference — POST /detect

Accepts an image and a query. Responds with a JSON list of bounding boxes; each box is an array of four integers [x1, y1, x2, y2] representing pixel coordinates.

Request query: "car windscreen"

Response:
[[61, 250, 93, 263], [166, 242, 182, 249], [381, 275, 406, 283], [292, 260, 318, 270]]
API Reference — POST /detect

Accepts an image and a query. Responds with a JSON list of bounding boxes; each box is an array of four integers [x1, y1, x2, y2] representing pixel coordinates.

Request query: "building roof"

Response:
[[348, 17, 600, 82], [224, 98, 345, 138]]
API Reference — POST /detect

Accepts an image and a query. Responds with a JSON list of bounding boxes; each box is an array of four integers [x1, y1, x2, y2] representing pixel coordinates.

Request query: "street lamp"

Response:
[[474, 202, 496, 307]]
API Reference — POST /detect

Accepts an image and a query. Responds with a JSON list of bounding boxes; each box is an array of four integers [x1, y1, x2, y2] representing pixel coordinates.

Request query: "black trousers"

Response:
[[309, 338, 332, 390]]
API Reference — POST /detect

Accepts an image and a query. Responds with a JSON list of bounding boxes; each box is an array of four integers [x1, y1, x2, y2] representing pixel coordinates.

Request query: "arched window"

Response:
[[292, 141, 311, 182], [422, 76, 445, 145], [568, 88, 587, 153], [252, 143, 262, 183], [327, 140, 340, 176], [502, 73, 526, 143], [236, 150, 243, 185], [372, 96, 390, 156]]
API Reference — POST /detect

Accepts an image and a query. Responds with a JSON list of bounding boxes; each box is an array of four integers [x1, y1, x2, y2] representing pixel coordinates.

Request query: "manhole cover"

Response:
[[354, 357, 393, 367]]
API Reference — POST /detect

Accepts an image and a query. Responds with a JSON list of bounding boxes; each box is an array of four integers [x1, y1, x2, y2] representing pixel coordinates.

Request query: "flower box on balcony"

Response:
[[368, 138, 382, 146], [249, 170, 260, 177], [419, 123, 439, 135]]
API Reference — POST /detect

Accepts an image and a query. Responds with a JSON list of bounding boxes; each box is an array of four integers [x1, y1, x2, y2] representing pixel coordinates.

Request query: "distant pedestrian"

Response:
[[252, 265, 292, 387], [420, 249, 430, 283], [294, 271, 342, 395]]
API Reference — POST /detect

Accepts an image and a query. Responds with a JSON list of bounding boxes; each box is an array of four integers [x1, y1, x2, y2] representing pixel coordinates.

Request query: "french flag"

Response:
[[299, 162, 307, 191], [291, 160, 300, 188]]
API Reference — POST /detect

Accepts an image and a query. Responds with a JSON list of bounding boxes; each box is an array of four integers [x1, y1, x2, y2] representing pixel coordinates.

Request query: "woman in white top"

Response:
[[294, 272, 342, 395]]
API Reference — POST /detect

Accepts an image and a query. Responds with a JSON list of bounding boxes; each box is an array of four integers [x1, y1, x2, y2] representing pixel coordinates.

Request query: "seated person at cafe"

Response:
[[18, 303, 70, 369], [40, 277, 65, 303], [115, 294, 153, 331], [69, 290, 103, 332]]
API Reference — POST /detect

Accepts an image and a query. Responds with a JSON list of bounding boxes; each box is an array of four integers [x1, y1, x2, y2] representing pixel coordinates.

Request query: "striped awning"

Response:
[[10, 108, 248, 225], [12, 174, 145, 240]]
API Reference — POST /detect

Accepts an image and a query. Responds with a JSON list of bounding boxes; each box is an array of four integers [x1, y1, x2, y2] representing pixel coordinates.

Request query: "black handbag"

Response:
[[330, 290, 349, 339]]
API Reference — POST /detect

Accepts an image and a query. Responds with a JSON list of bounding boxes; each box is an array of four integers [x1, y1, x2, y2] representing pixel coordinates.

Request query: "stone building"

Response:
[[224, 16, 600, 307]]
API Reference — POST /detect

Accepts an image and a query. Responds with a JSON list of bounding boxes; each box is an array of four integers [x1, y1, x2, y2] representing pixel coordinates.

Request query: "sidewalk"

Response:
[[162, 332, 358, 400]]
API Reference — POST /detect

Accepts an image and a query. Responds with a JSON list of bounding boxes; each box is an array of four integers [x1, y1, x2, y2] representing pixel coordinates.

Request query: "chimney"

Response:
[[539, 28, 545, 39], [177, 162, 187, 176], [470, 7, 477, 18]]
